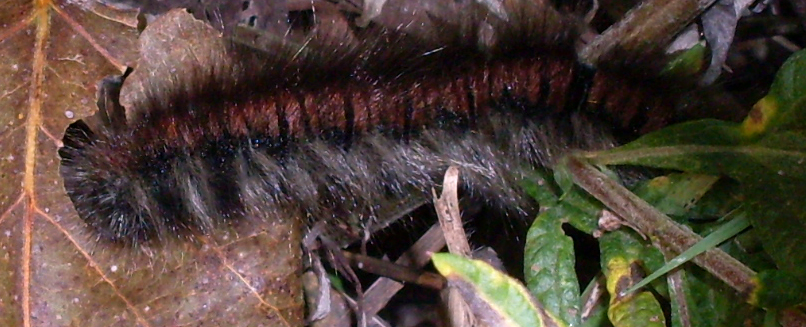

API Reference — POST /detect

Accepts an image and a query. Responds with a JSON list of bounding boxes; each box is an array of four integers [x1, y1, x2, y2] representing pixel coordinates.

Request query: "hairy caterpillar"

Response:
[[59, 0, 687, 246]]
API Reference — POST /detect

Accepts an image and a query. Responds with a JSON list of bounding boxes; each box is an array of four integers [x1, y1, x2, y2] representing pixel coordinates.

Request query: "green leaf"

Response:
[[750, 270, 806, 309], [554, 159, 576, 196], [668, 267, 763, 327], [742, 49, 806, 136], [661, 42, 706, 78], [599, 231, 666, 327], [521, 169, 563, 205], [621, 171, 763, 325], [768, 50, 806, 109], [557, 190, 602, 234], [630, 173, 719, 217], [599, 230, 664, 277], [592, 127, 806, 279], [585, 50, 806, 280], [525, 211, 580, 326], [608, 292, 665, 327], [432, 253, 569, 327], [679, 178, 747, 228], [522, 169, 602, 234]]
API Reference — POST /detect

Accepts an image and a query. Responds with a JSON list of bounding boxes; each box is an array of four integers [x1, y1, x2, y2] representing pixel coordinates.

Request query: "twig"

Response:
[[341, 250, 446, 290], [434, 166, 477, 327], [434, 166, 472, 256], [363, 224, 447, 315], [580, 0, 718, 66], [564, 156, 757, 298]]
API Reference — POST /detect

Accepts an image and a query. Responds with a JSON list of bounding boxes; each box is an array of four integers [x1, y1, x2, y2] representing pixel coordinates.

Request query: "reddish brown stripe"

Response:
[[282, 91, 305, 138], [380, 86, 407, 132], [229, 102, 249, 137], [466, 65, 485, 117], [154, 56, 673, 154], [546, 58, 573, 112], [450, 74, 470, 122], [255, 99, 281, 139], [350, 89, 367, 133], [257, 100, 279, 139], [489, 61, 507, 105], [408, 82, 429, 127], [302, 91, 319, 134], [366, 89, 386, 131], [323, 88, 347, 133], [526, 58, 543, 105]]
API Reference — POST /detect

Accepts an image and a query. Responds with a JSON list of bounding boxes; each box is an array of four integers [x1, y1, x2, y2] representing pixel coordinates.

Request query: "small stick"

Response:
[[580, 0, 718, 66], [363, 224, 447, 315], [434, 166, 477, 327], [341, 250, 446, 290], [434, 166, 472, 256], [565, 156, 757, 298]]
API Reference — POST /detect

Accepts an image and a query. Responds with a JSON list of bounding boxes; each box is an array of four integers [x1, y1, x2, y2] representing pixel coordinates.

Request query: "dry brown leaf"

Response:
[[0, 3, 304, 326]]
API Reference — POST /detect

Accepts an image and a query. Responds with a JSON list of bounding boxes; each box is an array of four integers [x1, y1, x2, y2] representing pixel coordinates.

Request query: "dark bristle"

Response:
[[59, 1, 692, 245]]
